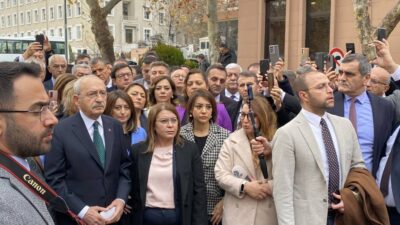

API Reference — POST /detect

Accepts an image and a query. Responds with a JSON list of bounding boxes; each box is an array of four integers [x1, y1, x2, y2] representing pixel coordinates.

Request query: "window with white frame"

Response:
[[143, 7, 151, 20], [75, 2, 81, 16], [6, 0, 10, 8], [57, 5, 63, 19], [0, 1, 4, 9], [20, 32, 24, 37], [1, 16, 5, 28], [125, 28, 133, 43], [19, 0, 24, 5], [67, 27, 72, 40], [159, 12, 164, 25], [144, 28, 151, 42], [26, 10, 31, 24], [41, 8, 46, 21], [49, 7, 54, 20], [27, 31, 31, 36], [49, 29, 54, 37], [11, 0, 16, 7], [76, 25, 81, 40], [13, 13, 17, 26], [19, 12, 24, 25], [67, 4, 72, 18], [34, 9, 39, 23], [14, 33, 17, 37], [58, 28, 63, 37], [7, 15, 11, 27]]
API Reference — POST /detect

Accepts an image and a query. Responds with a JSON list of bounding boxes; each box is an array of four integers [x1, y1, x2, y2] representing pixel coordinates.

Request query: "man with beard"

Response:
[[0, 62, 58, 224], [45, 75, 131, 225], [272, 70, 365, 225], [206, 64, 237, 122]]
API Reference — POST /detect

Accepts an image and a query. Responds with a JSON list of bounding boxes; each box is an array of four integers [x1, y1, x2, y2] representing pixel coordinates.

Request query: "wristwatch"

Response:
[[240, 180, 248, 195]]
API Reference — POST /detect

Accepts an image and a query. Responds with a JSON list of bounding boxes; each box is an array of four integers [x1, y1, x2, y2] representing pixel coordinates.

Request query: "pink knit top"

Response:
[[145, 145, 175, 209]]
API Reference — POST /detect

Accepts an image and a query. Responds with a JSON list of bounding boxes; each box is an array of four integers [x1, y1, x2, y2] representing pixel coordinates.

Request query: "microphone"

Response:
[[232, 165, 250, 181]]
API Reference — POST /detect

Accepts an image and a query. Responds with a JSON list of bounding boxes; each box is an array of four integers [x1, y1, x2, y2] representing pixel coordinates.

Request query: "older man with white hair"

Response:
[[71, 63, 92, 78], [222, 63, 242, 101], [43, 54, 67, 90]]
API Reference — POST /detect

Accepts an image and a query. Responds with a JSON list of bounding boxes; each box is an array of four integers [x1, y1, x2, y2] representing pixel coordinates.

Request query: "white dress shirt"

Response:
[[77, 111, 104, 218], [224, 89, 240, 101], [301, 109, 341, 184], [376, 126, 399, 207]]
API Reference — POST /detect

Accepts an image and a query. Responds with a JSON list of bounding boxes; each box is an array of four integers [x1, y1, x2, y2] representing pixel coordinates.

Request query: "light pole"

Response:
[[64, 0, 69, 62]]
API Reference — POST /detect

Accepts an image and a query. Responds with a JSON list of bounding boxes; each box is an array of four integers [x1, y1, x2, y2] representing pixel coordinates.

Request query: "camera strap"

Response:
[[0, 150, 86, 225]]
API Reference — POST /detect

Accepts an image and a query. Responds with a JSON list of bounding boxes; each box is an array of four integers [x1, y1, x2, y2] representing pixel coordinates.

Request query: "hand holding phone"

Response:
[[35, 34, 45, 50], [260, 59, 270, 81], [377, 28, 387, 41]]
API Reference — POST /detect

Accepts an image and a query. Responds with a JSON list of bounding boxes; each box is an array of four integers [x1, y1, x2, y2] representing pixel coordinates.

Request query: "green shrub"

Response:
[[153, 43, 185, 66], [184, 59, 199, 69]]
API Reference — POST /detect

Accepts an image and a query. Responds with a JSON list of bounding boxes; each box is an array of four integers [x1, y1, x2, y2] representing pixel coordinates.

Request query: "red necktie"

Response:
[[349, 98, 357, 132]]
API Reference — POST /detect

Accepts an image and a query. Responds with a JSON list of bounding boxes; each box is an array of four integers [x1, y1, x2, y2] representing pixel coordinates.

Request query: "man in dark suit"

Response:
[[44, 54, 67, 91], [0, 62, 58, 224], [45, 75, 131, 225], [206, 64, 238, 122], [134, 55, 158, 90], [376, 122, 400, 225], [328, 54, 394, 176], [90, 57, 116, 92]]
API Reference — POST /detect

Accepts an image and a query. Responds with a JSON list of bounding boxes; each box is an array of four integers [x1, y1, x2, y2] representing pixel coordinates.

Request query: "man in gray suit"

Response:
[[272, 70, 365, 225], [0, 62, 58, 224]]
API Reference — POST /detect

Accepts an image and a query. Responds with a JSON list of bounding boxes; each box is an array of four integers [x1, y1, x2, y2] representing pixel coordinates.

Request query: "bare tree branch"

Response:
[[377, 0, 400, 37], [104, 0, 122, 15]]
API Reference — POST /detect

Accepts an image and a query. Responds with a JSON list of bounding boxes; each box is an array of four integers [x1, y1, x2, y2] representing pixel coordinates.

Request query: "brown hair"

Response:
[[183, 69, 209, 104], [186, 89, 217, 123], [104, 90, 137, 133], [62, 80, 78, 117], [149, 76, 177, 106], [54, 74, 76, 102], [125, 82, 148, 109], [146, 103, 183, 152], [246, 96, 277, 168]]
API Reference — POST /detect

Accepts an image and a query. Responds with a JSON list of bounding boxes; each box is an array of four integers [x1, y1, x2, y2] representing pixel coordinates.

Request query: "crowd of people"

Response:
[[0, 35, 400, 225]]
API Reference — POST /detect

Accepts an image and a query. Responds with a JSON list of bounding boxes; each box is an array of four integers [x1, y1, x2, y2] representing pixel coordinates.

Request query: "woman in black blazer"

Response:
[[130, 103, 208, 225]]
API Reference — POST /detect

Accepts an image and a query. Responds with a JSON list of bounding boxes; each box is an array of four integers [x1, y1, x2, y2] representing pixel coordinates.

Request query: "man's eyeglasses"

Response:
[[116, 73, 133, 79], [0, 105, 53, 122]]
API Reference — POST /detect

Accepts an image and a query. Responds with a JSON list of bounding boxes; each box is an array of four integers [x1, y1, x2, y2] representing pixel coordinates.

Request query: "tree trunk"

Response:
[[352, 0, 400, 56], [207, 0, 220, 64], [86, 0, 118, 63], [352, 0, 374, 55]]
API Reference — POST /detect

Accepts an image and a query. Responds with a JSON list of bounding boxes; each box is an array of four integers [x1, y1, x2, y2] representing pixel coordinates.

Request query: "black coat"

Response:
[[44, 113, 131, 224], [130, 140, 208, 225]]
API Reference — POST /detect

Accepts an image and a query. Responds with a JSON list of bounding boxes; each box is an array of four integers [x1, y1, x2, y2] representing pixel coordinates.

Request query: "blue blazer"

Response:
[[328, 91, 395, 177], [44, 113, 131, 224]]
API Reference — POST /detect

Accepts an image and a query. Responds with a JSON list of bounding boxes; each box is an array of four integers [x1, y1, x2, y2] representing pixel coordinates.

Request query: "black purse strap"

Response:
[[0, 150, 86, 225]]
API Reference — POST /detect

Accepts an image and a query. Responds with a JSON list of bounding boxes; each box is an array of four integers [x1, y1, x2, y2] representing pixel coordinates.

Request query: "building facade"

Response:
[[0, 0, 171, 61], [238, 0, 400, 70]]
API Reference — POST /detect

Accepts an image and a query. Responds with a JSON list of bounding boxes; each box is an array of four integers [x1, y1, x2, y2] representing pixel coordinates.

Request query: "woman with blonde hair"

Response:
[[130, 103, 207, 225], [215, 95, 278, 225]]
